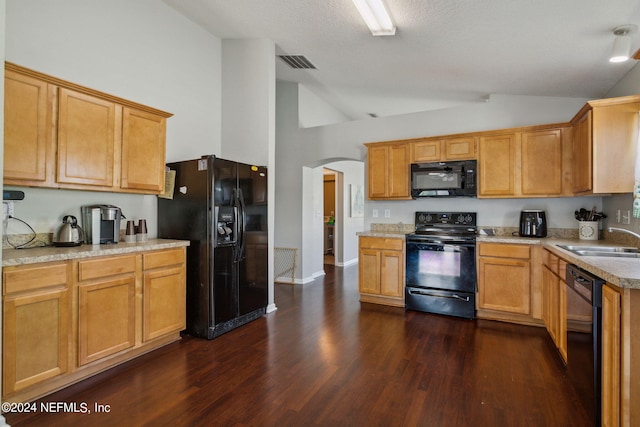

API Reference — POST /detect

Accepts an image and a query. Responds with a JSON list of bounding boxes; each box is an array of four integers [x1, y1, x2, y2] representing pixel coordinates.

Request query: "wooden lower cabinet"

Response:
[[358, 236, 404, 307], [541, 264, 567, 362], [142, 249, 186, 342], [602, 284, 621, 427], [2, 262, 70, 396], [1, 247, 187, 403], [477, 243, 539, 324], [78, 276, 136, 365], [600, 283, 640, 427]]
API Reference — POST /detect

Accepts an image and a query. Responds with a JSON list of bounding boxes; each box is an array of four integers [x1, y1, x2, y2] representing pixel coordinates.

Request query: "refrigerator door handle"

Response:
[[237, 188, 247, 262]]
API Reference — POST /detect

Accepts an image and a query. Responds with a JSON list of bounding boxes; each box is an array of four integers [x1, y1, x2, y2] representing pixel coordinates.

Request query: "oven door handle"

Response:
[[407, 289, 470, 302]]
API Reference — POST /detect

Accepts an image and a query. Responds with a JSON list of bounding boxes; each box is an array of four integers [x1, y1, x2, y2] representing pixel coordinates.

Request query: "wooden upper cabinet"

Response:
[[571, 110, 592, 194], [3, 62, 172, 194], [521, 128, 563, 196], [411, 139, 440, 162], [478, 133, 517, 196], [57, 88, 118, 188], [3, 70, 56, 186], [366, 143, 410, 199], [121, 107, 166, 192], [443, 137, 476, 160], [571, 96, 640, 195], [411, 137, 476, 162], [478, 126, 570, 198]]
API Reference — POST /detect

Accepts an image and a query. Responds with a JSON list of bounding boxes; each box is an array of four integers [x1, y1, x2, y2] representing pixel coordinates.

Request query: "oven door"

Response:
[[405, 239, 476, 293]]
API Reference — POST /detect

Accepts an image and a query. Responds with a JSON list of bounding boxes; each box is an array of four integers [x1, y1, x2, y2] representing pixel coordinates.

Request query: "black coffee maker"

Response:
[[519, 210, 547, 237]]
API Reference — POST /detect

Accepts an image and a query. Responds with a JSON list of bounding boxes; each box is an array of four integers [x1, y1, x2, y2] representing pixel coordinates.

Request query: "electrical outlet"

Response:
[[622, 210, 631, 225], [2, 201, 14, 220], [384, 209, 391, 218], [616, 209, 621, 223], [372, 209, 379, 218]]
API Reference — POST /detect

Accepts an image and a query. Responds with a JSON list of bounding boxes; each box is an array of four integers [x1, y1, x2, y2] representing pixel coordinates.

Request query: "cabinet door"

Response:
[[388, 144, 410, 198], [121, 107, 166, 193], [521, 129, 563, 196], [478, 133, 517, 196], [380, 250, 403, 297], [572, 111, 593, 194], [557, 280, 567, 361], [143, 266, 185, 341], [3, 289, 69, 395], [57, 88, 119, 188], [542, 266, 551, 330], [602, 285, 621, 427], [478, 256, 530, 314], [359, 248, 381, 294], [443, 137, 476, 160], [78, 276, 135, 365], [367, 146, 388, 198], [3, 70, 55, 185], [411, 140, 440, 162]]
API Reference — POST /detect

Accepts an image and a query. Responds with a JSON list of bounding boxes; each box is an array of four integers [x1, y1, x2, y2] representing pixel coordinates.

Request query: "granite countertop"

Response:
[[357, 230, 409, 239], [2, 239, 190, 267]]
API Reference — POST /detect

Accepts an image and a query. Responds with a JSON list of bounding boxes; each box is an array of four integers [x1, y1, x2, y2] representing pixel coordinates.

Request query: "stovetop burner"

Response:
[[411, 211, 477, 239]]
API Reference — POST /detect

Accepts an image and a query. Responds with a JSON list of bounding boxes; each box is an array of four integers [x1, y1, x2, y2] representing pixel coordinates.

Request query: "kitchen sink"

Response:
[[557, 244, 640, 258]]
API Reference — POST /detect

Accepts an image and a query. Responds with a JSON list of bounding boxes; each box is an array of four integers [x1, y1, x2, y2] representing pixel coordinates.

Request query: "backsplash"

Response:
[[370, 223, 415, 233]]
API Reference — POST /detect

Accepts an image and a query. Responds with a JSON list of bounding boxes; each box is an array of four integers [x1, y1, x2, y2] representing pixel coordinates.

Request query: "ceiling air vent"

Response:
[[278, 55, 316, 69]]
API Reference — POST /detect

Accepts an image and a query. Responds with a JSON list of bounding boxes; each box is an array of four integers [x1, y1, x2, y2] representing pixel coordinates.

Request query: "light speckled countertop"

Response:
[[2, 239, 190, 267]]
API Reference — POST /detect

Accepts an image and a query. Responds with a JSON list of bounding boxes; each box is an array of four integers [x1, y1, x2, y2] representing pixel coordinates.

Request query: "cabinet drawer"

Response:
[[359, 237, 404, 251], [77, 255, 137, 281], [143, 248, 185, 270], [479, 243, 530, 259], [3, 262, 68, 295]]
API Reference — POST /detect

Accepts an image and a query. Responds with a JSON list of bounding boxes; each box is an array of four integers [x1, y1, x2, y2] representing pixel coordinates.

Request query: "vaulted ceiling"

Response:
[[164, 0, 640, 121]]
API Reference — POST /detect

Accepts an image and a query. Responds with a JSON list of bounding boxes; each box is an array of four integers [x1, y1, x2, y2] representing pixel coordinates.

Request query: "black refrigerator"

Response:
[[157, 155, 268, 339]]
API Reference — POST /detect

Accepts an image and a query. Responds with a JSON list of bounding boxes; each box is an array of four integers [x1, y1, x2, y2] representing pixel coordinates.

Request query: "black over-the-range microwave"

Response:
[[410, 160, 477, 198]]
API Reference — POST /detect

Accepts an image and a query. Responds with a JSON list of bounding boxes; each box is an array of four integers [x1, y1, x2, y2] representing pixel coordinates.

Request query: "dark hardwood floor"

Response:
[[5, 264, 591, 426]]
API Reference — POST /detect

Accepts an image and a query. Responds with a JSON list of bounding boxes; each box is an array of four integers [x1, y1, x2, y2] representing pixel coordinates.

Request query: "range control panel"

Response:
[[415, 212, 477, 227]]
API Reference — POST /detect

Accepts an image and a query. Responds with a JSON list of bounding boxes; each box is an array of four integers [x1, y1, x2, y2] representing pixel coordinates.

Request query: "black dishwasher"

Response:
[[566, 264, 603, 426]]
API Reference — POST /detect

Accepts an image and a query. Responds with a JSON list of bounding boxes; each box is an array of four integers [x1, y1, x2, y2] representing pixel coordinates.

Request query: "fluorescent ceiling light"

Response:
[[352, 0, 396, 36]]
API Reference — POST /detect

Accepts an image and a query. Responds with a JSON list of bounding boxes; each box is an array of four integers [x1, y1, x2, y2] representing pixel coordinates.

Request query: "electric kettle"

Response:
[[53, 215, 85, 247]]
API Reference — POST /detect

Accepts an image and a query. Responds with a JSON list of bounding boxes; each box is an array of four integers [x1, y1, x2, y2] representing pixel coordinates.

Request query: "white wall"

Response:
[[606, 63, 640, 98], [298, 84, 350, 128], [222, 39, 274, 166], [4, 0, 223, 236]]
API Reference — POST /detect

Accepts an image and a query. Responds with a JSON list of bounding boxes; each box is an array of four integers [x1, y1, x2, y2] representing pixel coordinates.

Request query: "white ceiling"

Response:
[[163, 0, 640, 121]]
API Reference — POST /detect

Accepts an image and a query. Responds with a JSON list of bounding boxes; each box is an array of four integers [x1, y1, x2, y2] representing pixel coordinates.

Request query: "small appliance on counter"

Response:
[[81, 204, 123, 244], [519, 209, 547, 237], [53, 215, 84, 247]]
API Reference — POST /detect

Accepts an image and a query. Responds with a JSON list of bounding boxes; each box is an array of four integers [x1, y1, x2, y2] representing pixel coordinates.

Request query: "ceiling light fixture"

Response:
[[351, 0, 396, 36], [610, 25, 637, 63]]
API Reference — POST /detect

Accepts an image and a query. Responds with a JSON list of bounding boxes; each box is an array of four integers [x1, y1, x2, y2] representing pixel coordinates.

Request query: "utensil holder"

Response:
[[578, 221, 599, 240]]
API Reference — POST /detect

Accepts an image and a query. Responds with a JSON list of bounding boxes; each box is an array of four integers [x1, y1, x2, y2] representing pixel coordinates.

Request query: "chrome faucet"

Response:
[[607, 227, 640, 241]]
